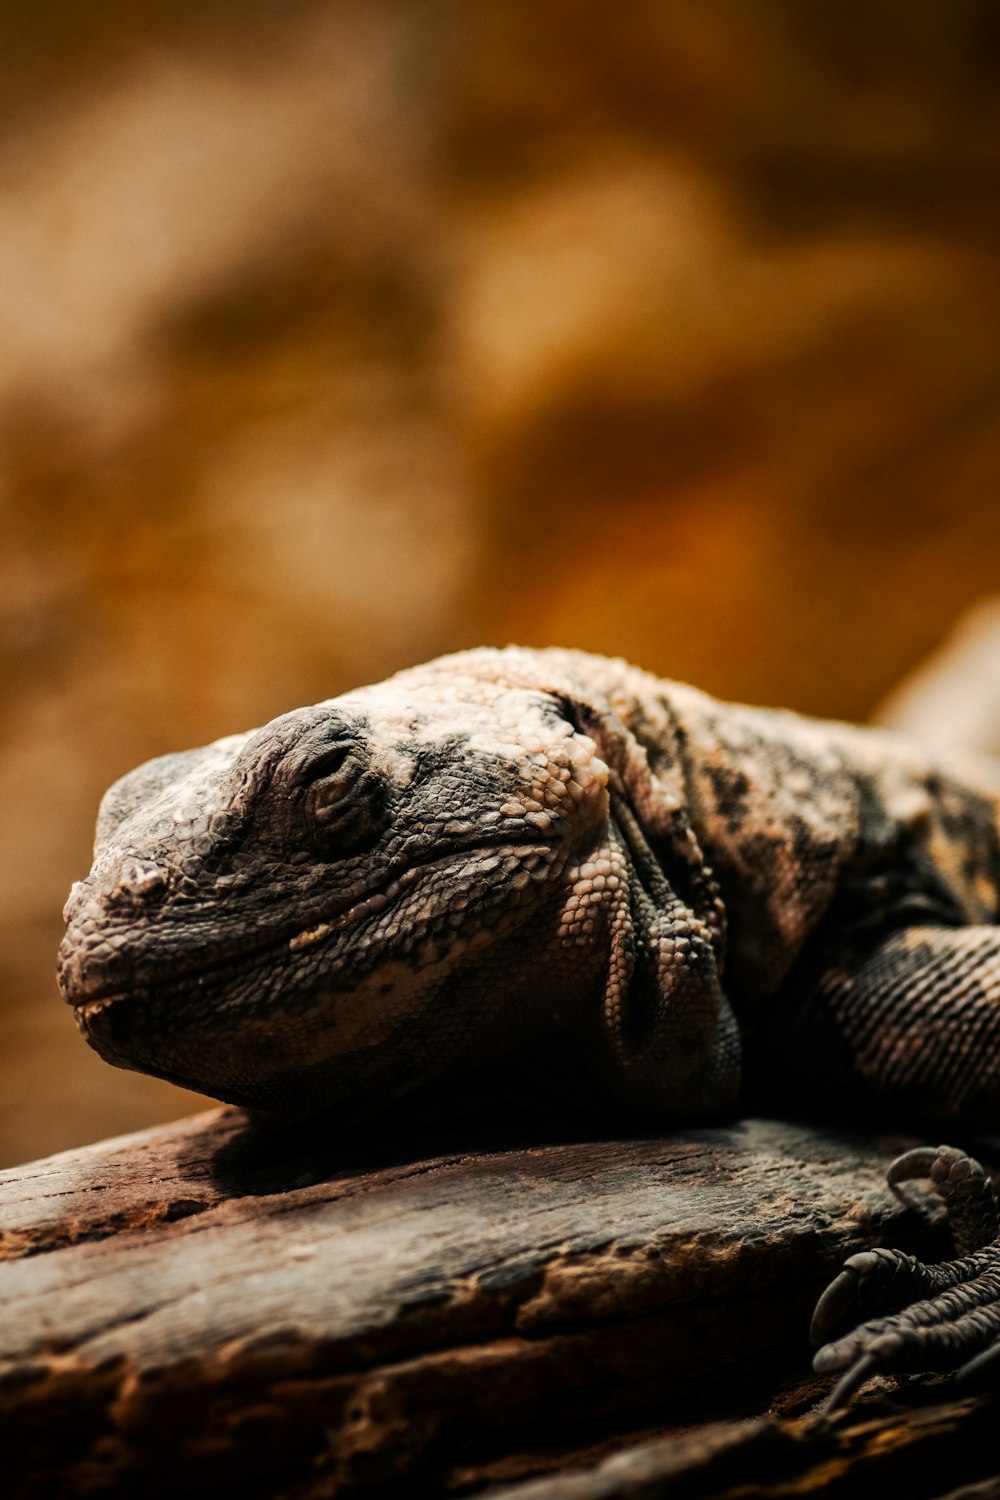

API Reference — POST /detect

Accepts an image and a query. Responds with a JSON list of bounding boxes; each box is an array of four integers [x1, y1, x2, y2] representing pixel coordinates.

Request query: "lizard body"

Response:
[[58, 645, 1000, 1125], [56, 646, 1000, 1397]]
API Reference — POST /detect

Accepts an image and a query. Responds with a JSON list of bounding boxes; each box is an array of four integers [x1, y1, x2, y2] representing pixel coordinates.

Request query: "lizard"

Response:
[[56, 644, 1000, 1408]]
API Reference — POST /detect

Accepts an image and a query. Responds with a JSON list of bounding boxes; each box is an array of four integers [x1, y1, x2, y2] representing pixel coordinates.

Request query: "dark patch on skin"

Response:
[[617, 694, 678, 778], [854, 778, 897, 865], [704, 763, 751, 835]]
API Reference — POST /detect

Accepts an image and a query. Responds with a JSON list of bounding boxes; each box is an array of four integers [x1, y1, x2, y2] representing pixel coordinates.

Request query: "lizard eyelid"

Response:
[[303, 742, 355, 785], [301, 742, 365, 823], [303, 743, 382, 846]]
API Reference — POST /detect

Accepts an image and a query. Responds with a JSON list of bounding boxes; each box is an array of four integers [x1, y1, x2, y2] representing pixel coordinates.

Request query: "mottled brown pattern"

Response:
[[51, 644, 1000, 1397], [56, 645, 1000, 1129]]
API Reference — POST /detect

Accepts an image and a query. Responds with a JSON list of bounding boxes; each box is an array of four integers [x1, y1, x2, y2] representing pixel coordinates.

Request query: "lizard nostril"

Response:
[[110, 860, 168, 903]]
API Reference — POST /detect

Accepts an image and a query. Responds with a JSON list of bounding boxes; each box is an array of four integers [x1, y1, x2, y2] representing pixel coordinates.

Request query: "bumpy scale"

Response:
[[57, 646, 1000, 1402]]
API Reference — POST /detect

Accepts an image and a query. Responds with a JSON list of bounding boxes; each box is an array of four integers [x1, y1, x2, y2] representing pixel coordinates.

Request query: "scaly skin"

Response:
[[56, 646, 1000, 1399]]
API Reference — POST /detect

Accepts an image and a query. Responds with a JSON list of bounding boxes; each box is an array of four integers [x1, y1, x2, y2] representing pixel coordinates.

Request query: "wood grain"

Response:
[[0, 1110, 976, 1496]]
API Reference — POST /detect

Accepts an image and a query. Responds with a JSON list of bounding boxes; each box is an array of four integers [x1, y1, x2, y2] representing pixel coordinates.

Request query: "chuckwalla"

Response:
[[57, 646, 1000, 1405]]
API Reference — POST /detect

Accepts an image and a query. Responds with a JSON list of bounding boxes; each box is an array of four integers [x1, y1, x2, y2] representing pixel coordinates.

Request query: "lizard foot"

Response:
[[811, 1145, 1000, 1410]]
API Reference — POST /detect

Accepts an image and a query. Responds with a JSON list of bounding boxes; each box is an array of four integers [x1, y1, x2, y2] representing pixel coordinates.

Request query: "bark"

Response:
[[0, 1108, 988, 1497]]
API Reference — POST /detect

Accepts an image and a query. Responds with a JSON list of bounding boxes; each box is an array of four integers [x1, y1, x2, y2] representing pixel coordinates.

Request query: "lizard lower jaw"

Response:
[[75, 996, 112, 1020], [73, 989, 141, 1067]]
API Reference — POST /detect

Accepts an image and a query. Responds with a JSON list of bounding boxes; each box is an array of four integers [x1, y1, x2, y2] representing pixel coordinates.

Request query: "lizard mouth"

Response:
[[62, 836, 554, 1013]]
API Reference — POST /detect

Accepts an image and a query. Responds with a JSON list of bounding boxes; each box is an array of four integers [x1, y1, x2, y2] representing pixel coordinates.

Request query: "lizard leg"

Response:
[[813, 1144, 1000, 1407], [758, 926, 1000, 1403], [761, 924, 1000, 1125]]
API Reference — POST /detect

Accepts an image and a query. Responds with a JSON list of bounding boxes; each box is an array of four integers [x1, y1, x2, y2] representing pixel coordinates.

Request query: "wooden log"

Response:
[[484, 1392, 1000, 1500], [0, 1110, 971, 1497]]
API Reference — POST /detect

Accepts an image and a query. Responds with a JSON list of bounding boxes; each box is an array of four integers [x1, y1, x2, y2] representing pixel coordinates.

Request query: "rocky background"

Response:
[[4, 1, 1000, 1166]]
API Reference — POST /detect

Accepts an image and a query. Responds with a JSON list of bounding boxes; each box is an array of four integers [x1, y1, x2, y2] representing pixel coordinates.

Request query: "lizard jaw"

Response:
[[59, 836, 558, 1012], [65, 837, 572, 1111]]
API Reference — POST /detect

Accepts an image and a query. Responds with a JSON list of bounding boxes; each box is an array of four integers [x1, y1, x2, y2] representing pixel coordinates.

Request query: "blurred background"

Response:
[[4, 1, 1000, 1167]]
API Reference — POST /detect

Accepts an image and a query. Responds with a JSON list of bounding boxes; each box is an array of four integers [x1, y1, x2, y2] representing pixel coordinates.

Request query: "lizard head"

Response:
[[57, 652, 614, 1119]]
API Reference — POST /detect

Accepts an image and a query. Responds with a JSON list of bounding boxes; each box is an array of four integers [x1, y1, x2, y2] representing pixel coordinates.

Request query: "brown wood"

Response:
[[0, 1109, 984, 1497], [484, 1392, 1000, 1500]]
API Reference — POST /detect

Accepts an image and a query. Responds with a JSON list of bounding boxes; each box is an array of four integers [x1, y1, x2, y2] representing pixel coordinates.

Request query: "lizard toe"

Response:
[[813, 1318, 905, 1376], [811, 1248, 938, 1346], [887, 1144, 999, 1256], [813, 1253, 1000, 1406], [813, 1143, 1000, 1406]]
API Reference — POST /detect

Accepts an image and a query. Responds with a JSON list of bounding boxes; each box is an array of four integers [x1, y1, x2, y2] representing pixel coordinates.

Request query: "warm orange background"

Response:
[[5, 2, 1000, 1166]]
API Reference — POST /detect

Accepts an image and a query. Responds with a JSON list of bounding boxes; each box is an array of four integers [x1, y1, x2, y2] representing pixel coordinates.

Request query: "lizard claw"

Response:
[[810, 1248, 934, 1346], [809, 1253, 903, 1345], [810, 1264, 863, 1346], [812, 1145, 1000, 1406], [885, 1146, 944, 1187], [821, 1352, 882, 1413], [957, 1340, 1000, 1386]]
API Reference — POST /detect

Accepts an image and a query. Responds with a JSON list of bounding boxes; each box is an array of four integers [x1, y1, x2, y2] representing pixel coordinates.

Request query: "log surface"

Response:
[[0, 1109, 979, 1497]]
